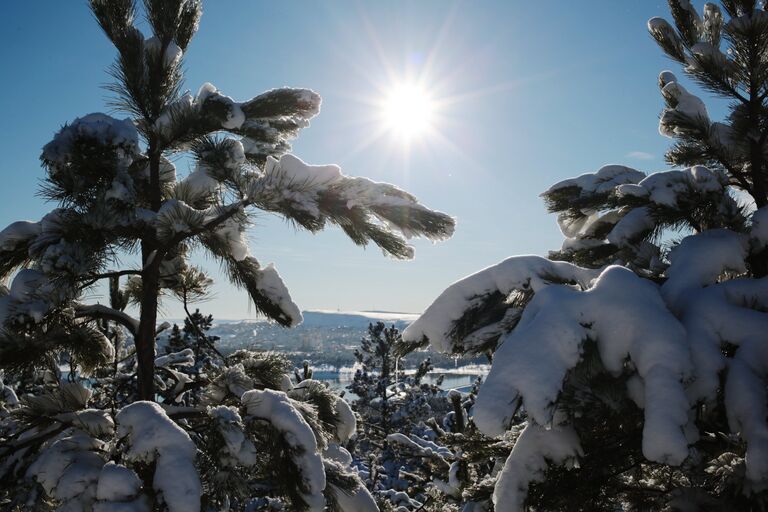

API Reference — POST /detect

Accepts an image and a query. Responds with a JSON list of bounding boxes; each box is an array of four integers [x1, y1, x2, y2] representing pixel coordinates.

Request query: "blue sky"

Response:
[[0, 1, 720, 319]]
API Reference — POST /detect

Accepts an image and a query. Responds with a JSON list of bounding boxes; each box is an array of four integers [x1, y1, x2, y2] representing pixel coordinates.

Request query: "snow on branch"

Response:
[[472, 265, 691, 466], [246, 154, 454, 259], [154, 83, 320, 159], [493, 420, 582, 511], [40, 114, 140, 206], [615, 165, 726, 209], [116, 401, 201, 512], [543, 162, 744, 269], [199, 243, 302, 327], [402, 255, 598, 353], [75, 303, 139, 337], [661, 229, 748, 312], [26, 429, 107, 509], [241, 389, 326, 511], [386, 432, 453, 462], [209, 405, 258, 467]]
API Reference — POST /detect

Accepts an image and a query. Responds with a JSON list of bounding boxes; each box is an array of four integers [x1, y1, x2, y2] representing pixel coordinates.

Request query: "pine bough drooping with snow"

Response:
[[401, 1, 768, 510], [0, 0, 455, 511]]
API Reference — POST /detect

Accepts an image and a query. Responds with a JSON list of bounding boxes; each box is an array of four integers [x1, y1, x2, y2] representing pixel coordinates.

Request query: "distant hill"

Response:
[[208, 309, 418, 329], [159, 308, 486, 371]]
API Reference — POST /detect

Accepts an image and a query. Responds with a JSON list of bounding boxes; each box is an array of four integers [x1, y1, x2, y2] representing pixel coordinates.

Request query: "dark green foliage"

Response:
[[0, 320, 112, 376], [288, 379, 342, 442], [350, 322, 401, 432], [525, 341, 649, 511], [213, 251, 297, 327], [648, 1, 768, 209], [166, 323, 186, 353], [227, 350, 291, 390], [0, 244, 31, 283]]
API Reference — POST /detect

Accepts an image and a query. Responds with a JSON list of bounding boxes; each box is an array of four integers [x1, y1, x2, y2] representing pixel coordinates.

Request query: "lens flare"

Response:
[[381, 84, 435, 139]]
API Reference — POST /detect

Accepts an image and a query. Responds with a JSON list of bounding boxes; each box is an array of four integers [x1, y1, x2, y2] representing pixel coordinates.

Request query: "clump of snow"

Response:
[[224, 139, 246, 170], [546, 165, 645, 196], [333, 395, 356, 442], [0, 268, 62, 325], [493, 421, 582, 511], [254, 262, 303, 327], [617, 166, 725, 208], [272, 153, 342, 185], [670, 270, 768, 491], [0, 377, 19, 407], [197, 82, 245, 130], [387, 433, 452, 461], [154, 199, 206, 241], [241, 87, 322, 119], [432, 460, 461, 498], [330, 481, 378, 512], [662, 229, 748, 313], [116, 401, 201, 512], [181, 164, 220, 200], [203, 364, 254, 403], [648, 16, 675, 34], [42, 113, 139, 171], [659, 76, 709, 136], [290, 379, 355, 441], [321, 445, 377, 511], [726, 337, 768, 488], [659, 70, 677, 88], [209, 405, 258, 467], [95, 462, 142, 502], [144, 36, 183, 68], [606, 207, 655, 246], [27, 429, 105, 507], [241, 389, 325, 511], [10, 269, 46, 302], [0, 220, 41, 251], [155, 348, 195, 368], [379, 489, 423, 509], [94, 463, 149, 511], [55, 409, 115, 437], [688, 41, 729, 73], [104, 172, 135, 203], [214, 216, 249, 262], [155, 92, 194, 136], [323, 443, 353, 467]]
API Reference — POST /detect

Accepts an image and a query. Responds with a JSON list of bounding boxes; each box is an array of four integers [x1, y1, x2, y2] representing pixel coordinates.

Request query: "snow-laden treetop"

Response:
[[0, 0, 455, 392]]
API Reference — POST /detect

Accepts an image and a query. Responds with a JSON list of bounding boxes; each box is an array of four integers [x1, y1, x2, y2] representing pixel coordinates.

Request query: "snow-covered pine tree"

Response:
[[0, 1, 454, 511], [165, 323, 185, 354], [182, 308, 220, 362], [401, 1, 768, 510], [350, 322, 403, 434], [349, 323, 453, 510]]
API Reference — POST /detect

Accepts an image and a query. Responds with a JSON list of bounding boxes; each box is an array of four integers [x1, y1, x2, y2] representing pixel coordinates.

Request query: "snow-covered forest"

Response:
[[2, 0, 768, 511]]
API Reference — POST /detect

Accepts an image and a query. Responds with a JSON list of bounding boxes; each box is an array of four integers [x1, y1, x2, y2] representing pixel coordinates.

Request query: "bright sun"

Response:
[[381, 84, 435, 139]]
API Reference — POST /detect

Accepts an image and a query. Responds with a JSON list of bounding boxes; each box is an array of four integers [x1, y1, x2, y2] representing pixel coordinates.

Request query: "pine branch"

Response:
[[75, 303, 139, 336], [78, 269, 143, 289], [163, 200, 248, 251]]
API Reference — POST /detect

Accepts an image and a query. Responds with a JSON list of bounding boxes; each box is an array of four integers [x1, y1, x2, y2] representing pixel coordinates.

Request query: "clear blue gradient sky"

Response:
[[0, 1, 723, 319]]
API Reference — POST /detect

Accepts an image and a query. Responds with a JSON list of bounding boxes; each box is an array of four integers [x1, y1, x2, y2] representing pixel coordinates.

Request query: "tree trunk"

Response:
[[136, 144, 163, 401], [136, 245, 160, 401], [381, 347, 390, 435]]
